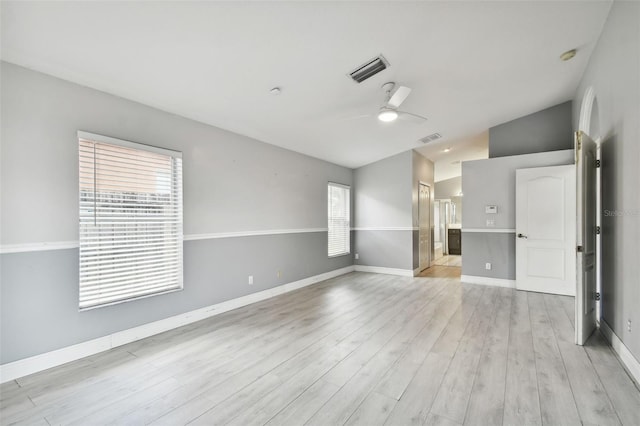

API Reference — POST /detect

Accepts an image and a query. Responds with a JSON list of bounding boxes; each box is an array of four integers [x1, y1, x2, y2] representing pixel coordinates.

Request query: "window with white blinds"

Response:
[[78, 132, 183, 310], [328, 182, 350, 257]]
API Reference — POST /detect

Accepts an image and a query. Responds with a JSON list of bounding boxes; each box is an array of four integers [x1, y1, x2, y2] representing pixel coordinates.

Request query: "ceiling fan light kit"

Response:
[[339, 80, 428, 124], [378, 108, 399, 122], [379, 81, 428, 123]]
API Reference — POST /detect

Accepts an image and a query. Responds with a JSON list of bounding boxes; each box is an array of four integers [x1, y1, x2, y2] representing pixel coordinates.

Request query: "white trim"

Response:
[[1, 228, 430, 253], [354, 265, 414, 277], [462, 228, 516, 233], [328, 181, 350, 190], [578, 86, 596, 134], [351, 227, 417, 232], [0, 265, 355, 383], [461, 275, 516, 288], [184, 228, 327, 241], [599, 319, 640, 385], [0, 229, 330, 254], [0, 241, 80, 254], [78, 131, 182, 158]]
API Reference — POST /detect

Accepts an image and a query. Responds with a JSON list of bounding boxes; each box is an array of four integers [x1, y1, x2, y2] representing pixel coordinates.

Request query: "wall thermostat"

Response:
[[485, 205, 498, 214]]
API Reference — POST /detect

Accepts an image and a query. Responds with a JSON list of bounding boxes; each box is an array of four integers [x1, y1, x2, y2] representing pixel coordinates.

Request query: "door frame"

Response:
[[578, 87, 603, 326], [418, 181, 431, 272], [575, 131, 599, 345]]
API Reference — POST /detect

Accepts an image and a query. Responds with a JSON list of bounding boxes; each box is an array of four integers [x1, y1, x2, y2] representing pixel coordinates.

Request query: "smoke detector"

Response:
[[560, 49, 577, 61]]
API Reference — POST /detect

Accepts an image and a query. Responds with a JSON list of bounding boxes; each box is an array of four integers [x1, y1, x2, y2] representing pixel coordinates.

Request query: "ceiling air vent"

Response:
[[419, 133, 442, 144], [349, 55, 389, 83]]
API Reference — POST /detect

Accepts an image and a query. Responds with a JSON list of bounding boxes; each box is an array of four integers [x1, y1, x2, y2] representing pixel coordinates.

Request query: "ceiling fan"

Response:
[[376, 82, 428, 123]]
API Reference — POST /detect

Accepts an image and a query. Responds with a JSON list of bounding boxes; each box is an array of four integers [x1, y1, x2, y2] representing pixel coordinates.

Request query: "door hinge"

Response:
[[577, 245, 583, 252], [595, 292, 601, 301], [596, 226, 601, 235], [596, 159, 601, 168]]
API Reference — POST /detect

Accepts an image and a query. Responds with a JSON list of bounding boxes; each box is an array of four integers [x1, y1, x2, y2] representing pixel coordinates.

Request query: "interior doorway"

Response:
[[575, 131, 598, 345], [434, 200, 447, 259], [577, 87, 601, 345]]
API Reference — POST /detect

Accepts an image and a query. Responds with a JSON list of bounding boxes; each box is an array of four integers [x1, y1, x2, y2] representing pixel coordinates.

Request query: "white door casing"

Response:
[[575, 131, 598, 345], [419, 183, 431, 271], [516, 165, 576, 296]]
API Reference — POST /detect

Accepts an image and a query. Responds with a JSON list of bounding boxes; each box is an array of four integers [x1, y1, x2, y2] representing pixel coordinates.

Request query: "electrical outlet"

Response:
[[248, 275, 253, 285], [355, 253, 359, 260], [277, 270, 282, 278], [486, 219, 495, 227], [485, 263, 492, 270], [628, 319, 632, 332]]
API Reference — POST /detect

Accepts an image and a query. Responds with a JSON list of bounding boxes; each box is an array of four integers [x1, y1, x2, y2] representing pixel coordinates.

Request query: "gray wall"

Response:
[[573, 1, 640, 360], [434, 176, 461, 199], [0, 62, 353, 364], [461, 150, 574, 279], [353, 151, 413, 270], [489, 101, 573, 158], [353, 150, 434, 271], [353, 151, 413, 229], [461, 233, 515, 279]]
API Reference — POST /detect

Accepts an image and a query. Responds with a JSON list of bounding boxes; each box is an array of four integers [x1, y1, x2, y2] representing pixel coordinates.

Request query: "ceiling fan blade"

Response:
[[334, 113, 372, 123], [398, 110, 428, 123], [387, 86, 412, 108]]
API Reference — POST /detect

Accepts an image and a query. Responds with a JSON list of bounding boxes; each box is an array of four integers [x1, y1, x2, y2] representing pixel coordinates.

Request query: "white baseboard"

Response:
[[461, 274, 516, 288], [0, 265, 355, 383], [354, 265, 414, 277], [599, 319, 640, 385]]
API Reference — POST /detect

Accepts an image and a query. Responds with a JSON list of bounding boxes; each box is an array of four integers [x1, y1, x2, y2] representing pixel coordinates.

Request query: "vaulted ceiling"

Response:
[[1, 1, 612, 168]]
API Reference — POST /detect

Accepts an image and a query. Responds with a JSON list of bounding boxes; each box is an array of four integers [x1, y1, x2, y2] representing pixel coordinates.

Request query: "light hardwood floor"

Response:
[[432, 255, 462, 268], [1, 271, 639, 426], [418, 265, 461, 279]]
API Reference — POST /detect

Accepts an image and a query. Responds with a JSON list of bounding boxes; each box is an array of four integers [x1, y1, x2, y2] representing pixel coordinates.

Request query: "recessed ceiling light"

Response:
[[378, 108, 398, 122], [560, 49, 577, 61], [443, 148, 451, 153], [270, 87, 281, 95]]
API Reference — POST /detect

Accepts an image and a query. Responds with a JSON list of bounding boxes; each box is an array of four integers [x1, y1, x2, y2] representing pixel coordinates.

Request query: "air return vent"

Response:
[[349, 55, 389, 83], [419, 133, 442, 144]]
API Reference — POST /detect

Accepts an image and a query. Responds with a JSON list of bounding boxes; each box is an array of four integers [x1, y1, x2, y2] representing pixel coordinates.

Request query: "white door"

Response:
[[419, 183, 431, 271], [516, 165, 576, 295], [575, 131, 598, 345]]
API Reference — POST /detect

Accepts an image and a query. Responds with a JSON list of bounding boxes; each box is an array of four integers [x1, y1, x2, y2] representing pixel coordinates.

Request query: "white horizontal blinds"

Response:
[[328, 183, 350, 257], [79, 136, 183, 309]]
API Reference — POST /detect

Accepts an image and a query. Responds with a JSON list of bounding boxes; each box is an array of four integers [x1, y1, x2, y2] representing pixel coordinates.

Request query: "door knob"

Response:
[[517, 233, 528, 239]]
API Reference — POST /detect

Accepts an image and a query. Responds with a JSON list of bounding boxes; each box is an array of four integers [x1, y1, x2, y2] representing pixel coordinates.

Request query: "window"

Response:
[[328, 182, 350, 257], [78, 132, 183, 309]]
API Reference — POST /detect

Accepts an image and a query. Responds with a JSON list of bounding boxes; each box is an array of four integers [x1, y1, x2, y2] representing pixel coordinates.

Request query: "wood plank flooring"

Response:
[[1, 271, 639, 426], [432, 255, 462, 268], [418, 265, 461, 279]]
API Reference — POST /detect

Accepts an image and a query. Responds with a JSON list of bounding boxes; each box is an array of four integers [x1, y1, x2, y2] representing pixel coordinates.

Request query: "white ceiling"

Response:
[[1, 1, 611, 169], [417, 130, 489, 182]]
